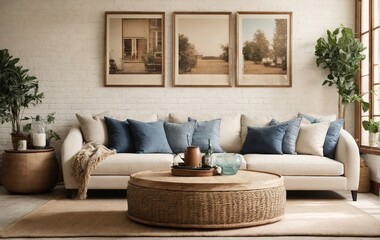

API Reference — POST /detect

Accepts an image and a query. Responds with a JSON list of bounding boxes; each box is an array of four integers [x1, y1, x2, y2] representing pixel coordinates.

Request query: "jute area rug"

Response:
[[1, 198, 380, 238]]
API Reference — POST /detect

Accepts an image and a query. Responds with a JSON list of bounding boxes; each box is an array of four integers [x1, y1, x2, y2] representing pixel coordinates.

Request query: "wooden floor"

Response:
[[0, 184, 379, 240]]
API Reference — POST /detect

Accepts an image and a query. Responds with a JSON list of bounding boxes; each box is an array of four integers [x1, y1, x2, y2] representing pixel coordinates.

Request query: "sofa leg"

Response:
[[65, 189, 77, 199], [351, 190, 358, 201]]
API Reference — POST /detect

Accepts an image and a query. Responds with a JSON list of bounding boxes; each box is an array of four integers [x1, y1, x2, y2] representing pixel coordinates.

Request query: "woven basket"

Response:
[[358, 158, 370, 193]]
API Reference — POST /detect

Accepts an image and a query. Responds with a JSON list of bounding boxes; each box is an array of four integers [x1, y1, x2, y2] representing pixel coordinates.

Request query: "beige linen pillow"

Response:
[[76, 113, 109, 146], [295, 122, 329, 156]]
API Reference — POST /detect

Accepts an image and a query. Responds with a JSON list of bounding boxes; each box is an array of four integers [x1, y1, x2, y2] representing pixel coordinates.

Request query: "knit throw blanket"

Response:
[[71, 142, 116, 200]]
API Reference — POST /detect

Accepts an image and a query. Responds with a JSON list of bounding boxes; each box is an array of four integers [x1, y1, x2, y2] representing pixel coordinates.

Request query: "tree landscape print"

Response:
[[237, 12, 292, 87], [173, 12, 232, 86]]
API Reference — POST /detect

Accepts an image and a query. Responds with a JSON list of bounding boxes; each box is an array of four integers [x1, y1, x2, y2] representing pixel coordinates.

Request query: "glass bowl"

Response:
[[215, 153, 243, 175]]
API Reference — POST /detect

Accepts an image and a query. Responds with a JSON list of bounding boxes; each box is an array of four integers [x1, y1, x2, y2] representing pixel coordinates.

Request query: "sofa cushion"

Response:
[[269, 117, 302, 155], [169, 113, 241, 152], [241, 123, 287, 154], [104, 117, 135, 153], [128, 119, 173, 154], [164, 121, 195, 154], [323, 119, 344, 159], [244, 154, 344, 176], [296, 122, 329, 156], [92, 154, 174, 175], [189, 118, 224, 153], [76, 113, 109, 146]]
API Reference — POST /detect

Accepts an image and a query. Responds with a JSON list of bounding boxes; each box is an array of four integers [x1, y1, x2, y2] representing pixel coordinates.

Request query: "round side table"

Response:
[[1, 148, 58, 194]]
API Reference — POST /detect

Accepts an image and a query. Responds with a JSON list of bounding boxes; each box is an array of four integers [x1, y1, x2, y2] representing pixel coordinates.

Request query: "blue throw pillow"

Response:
[[297, 113, 321, 123], [164, 121, 195, 154], [188, 118, 224, 153], [240, 123, 288, 154], [104, 117, 135, 153], [127, 119, 173, 154], [270, 117, 302, 155], [323, 119, 344, 159]]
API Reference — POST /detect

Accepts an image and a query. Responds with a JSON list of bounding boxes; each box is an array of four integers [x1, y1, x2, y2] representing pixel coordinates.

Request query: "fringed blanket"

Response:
[[71, 142, 116, 200]]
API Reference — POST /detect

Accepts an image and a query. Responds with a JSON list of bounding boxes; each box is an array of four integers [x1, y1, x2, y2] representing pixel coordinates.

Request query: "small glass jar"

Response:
[[32, 115, 46, 149]]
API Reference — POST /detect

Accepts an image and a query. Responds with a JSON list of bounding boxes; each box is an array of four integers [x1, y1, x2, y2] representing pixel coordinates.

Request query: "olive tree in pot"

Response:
[[315, 26, 369, 121], [0, 49, 44, 149]]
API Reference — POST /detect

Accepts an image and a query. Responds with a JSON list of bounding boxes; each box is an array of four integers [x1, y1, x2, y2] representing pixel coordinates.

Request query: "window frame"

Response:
[[356, 0, 380, 154]]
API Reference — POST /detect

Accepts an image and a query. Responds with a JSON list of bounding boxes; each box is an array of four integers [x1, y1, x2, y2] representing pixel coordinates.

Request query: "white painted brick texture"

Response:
[[0, 0, 355, 160]]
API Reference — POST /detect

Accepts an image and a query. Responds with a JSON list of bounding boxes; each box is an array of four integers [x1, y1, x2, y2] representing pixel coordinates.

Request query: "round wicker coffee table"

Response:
[[127, 170, 286, 229]]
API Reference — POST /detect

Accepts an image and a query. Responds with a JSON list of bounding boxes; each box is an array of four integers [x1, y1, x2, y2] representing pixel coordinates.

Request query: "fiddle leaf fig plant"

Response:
[[315, 26, 369, 120]]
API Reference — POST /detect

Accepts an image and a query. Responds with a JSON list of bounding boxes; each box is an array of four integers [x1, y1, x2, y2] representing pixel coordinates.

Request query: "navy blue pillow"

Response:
[[241, 123, 288, 154], [104, 117, 135, 153], [188, 118, 224, 153], [127, 119, 173, 154], [323, 119, 344, 159], [164, 121, 195, 154]]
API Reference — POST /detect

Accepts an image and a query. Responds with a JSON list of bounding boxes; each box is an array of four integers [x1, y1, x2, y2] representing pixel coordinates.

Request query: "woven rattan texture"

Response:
[[127, 183, 286, 229]]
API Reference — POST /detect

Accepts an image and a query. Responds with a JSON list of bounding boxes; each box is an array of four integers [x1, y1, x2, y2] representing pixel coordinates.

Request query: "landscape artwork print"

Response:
[[105, 12, 165, 86], [236, 12, 292, 87], [173, 12, 232, 87]]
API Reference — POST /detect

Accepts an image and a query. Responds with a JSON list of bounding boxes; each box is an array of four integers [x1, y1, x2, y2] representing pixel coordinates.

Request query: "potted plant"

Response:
[[0, 49, 44, 149], [362, 119, 379, 146], [315, 26, 369, 121], [22, 113, 61, 148]]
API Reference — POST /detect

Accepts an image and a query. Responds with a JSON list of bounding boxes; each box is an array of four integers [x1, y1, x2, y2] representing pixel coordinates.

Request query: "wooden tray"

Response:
[[171, 166, 217, 177]]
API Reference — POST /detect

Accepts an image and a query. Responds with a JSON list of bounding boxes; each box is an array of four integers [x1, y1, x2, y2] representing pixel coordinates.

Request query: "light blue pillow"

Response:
[[240, 123, 288, 154], [104, 117, 135, 153], [297, 113, 321, 123], [323, 119, 344, 159], [188, 118, 224, 153], [127, 119, 173, 154], [270, 117, 302, 155], [164, 121, 195, 154]]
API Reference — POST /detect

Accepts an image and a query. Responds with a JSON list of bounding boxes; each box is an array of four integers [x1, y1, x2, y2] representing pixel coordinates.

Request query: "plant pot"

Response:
[[10, 132, 28, 150], [369, 132, 378, 146]]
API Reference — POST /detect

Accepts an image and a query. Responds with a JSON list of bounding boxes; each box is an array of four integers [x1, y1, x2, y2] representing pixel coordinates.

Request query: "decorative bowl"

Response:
[[215, 153, 243, 175]]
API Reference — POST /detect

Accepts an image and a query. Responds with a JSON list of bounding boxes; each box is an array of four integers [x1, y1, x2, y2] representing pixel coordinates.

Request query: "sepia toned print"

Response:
[[237, 12, 292, 87], [105, 12, 165, 87], [173, 12, 232, 87]]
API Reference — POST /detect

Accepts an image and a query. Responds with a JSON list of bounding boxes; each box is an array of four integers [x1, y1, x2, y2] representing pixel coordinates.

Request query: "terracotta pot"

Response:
[[184, 146, 201, 168], [10, 132, 28, 150]]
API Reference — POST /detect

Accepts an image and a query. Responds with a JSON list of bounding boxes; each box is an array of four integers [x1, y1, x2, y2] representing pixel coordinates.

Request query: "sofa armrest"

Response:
[[61, 125, 83, 189], [335, 129, 360, 190]]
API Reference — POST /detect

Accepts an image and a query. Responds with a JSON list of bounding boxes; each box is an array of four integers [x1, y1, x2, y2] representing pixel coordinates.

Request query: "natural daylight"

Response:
[[242, 17, 288, 75], [178, 16, 229, 75]]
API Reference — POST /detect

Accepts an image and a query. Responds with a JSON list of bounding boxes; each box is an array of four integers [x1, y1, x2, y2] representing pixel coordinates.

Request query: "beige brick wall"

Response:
[[0, 0, 355, 162]]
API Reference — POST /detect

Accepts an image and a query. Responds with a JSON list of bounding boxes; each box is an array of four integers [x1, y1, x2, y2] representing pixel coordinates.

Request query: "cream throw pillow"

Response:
[[76, 113, 109, 146], [296, 122, 329, 156]]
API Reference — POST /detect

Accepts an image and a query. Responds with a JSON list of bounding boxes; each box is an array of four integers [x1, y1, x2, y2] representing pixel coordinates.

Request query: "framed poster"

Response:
[[236, 12, 292, 87], [105, 12, 165, 87], [173, 12, 233, 87]]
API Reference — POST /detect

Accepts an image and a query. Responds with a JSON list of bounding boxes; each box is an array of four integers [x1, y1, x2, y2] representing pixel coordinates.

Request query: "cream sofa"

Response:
[[61, 113, 360, 201]]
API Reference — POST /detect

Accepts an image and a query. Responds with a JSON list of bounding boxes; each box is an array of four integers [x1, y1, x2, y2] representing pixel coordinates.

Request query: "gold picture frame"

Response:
[[236, 12, 292, 87], [172, 12, 233, 87], [105, 12, 165, 87]]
